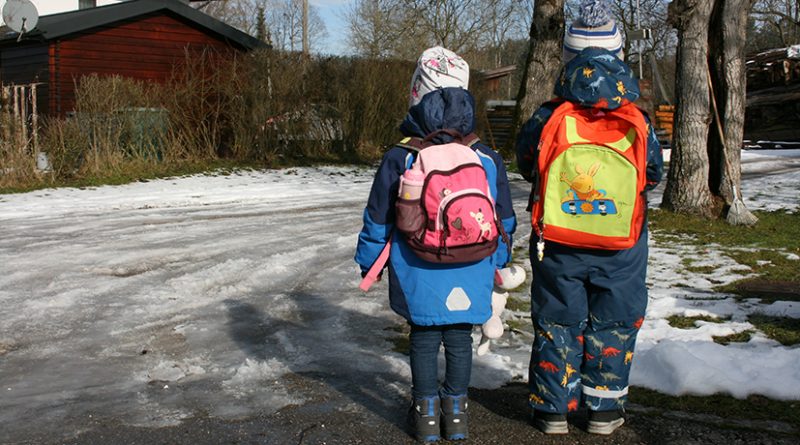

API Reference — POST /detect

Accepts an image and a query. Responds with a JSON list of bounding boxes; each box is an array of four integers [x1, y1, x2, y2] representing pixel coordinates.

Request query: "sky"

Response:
[[310, 0, 349, 55], [25, 0, 121, 15], [1, 150, 799, 441], [8, 0, 351, 55]]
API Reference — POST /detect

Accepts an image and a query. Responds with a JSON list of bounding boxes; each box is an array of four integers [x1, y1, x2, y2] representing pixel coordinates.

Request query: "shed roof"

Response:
[[480, 65, 517, 81], [0, 0, 266, 50]]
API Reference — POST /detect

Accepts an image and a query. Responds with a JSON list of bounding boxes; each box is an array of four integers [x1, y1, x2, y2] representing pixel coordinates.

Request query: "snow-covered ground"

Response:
[[1, 151, 799, 439]]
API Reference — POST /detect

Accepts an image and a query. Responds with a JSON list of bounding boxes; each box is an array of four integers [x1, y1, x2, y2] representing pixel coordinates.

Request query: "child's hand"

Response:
[[495, 265, 526, 290]]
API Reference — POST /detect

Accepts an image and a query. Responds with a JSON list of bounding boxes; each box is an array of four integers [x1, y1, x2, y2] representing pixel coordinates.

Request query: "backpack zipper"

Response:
[[437, 189, 494, 233]]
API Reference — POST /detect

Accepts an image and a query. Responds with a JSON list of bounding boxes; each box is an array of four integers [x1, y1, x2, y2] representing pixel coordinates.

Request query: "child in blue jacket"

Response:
[[355, 47, 516, 442], [515, 0, 663, 436]]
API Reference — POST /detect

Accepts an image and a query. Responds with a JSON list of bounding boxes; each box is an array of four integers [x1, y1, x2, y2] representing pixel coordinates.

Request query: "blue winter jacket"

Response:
[[355, 87, 517, 326], [514, 48, 664, 324]]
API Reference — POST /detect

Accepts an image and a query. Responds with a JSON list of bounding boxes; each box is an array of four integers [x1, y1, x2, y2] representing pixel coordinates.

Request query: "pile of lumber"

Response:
[[654, 104, 674, 144], [744, 45, 800, 143], [746, 44, 800, 91], [485, 100, 515, 150]]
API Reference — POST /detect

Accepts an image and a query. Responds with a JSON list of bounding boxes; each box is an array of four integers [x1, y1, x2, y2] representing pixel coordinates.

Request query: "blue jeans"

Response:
[[409, 323, 473, 399]]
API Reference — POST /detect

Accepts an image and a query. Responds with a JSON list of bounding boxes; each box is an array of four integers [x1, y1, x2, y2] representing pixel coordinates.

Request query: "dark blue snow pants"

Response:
[[409, 323, 473, 399], [528, 228, 648, 413]]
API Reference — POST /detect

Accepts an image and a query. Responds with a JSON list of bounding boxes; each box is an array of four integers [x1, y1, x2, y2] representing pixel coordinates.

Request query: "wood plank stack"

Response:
[[485, 101, 516, 151], [654, 104, 674, 145], [746, 44, 800, 91], [745, 44, 800, 143]]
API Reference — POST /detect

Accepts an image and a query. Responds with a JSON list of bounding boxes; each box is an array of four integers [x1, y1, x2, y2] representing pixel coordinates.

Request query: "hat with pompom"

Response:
[[563, 0, 624, 62], [408, 46, 470, 107]]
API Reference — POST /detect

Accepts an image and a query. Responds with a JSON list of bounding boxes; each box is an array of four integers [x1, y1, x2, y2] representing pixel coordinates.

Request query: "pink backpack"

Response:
[[395, 130, 504, 263]]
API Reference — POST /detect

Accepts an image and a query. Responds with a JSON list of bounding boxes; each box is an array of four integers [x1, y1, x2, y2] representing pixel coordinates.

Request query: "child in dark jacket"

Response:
[[355, 46, 517, 442], [515, 0, 663, 436]]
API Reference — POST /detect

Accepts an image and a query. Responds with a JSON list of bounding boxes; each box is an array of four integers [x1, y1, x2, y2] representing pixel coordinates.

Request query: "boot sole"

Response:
[[587, 417, 625, 435], [442, 415, 468, 440], [532, 418, 569, 434], [412, 418, 440, 443]]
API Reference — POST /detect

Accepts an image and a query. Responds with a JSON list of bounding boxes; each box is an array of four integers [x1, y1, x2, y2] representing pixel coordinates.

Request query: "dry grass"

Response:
[[1, 51, 491, 192]]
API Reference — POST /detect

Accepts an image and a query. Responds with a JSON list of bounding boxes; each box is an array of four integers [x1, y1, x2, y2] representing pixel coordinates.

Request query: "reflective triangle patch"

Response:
[[446, 287, 471, 311]]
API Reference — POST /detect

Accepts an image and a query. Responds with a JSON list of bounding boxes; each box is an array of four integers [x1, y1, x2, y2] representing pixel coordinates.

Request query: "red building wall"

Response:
[[49, 13, 240, 115]]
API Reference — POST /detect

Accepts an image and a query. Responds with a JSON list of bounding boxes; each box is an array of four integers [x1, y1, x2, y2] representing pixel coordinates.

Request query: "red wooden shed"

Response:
[[0, 0, 265, 117]]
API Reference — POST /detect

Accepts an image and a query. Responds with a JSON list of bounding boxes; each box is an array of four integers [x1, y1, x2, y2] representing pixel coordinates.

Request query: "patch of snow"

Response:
[[0, 157, 798, 440]]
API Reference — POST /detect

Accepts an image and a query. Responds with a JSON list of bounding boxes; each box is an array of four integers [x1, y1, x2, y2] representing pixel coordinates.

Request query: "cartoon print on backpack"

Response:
[[470, 209, 493, 240], [559, 162, 617, 216], [560, 162, 603, 202]]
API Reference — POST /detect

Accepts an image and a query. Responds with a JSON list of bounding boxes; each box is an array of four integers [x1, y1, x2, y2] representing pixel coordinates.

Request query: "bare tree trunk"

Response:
[[505, 0, 564, 152], [302, 0, 309, 57], [661, 0, 717, 217], [708, 0, 755, 208]]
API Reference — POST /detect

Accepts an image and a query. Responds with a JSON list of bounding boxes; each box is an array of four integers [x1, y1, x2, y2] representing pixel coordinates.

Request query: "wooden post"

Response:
[[31, 84, 38, 157], [1, 86, 8, 141], [12, 86, 19, 120], [21, 85, 28, 152], [13, 86, 20, 152]]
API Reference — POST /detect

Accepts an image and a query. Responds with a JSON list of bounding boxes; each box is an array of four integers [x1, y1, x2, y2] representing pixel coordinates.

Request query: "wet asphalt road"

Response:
[[14, 377, 797, 445]]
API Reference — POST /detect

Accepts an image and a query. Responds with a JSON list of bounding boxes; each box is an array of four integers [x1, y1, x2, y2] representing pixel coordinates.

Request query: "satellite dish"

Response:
[[2, 0, 39, 36]]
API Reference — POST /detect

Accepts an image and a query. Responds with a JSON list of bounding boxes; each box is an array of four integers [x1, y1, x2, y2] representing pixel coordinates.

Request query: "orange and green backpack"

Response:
[[531, 100, 649, 256]]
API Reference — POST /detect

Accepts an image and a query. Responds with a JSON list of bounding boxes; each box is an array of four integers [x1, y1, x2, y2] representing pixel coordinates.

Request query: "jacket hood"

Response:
[[399, 87, 476, 144], [554, 47, 640, 110]]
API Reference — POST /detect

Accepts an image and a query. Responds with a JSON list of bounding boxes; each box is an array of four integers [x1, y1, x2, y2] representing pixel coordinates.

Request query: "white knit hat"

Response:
[[409, 46, 470, 107], [563, 0, 624, 62]]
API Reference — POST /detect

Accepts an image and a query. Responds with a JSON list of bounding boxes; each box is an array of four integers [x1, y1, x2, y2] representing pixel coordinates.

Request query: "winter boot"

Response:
[[587, 409, 625, 435], [407, 396, 440, 442], [531, 409, 569, 435], [440, 393, 468, 440]]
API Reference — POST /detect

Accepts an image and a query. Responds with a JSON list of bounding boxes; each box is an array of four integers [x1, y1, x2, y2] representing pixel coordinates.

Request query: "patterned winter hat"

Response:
[[409, 46, 470, 107], [563, 0, 624, 63]]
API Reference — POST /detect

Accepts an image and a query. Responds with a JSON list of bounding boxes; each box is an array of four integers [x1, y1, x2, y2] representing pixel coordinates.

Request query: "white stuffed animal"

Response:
[[481, 291, 508, 340], [495, 265, 526, 290], [477, 265, 526, 356]]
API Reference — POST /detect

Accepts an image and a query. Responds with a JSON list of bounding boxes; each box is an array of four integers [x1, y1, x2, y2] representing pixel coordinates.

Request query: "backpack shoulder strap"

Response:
[[397, 131, 481, 152], [542, 98, 565, 110], [396, 136, 425, 152], [461, 132, 481, 147]]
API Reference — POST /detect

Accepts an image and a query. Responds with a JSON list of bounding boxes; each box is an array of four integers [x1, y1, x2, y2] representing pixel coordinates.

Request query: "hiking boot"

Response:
[[407, 396, 440, 442], [440, 394, 468, 440], [587, 409, 625, 435], [531, 410, 568, 434]]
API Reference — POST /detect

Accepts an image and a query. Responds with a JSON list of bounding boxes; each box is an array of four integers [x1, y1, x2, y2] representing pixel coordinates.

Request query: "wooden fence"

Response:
[[485, 100, 516, 151], [2, 82, 42, 163]]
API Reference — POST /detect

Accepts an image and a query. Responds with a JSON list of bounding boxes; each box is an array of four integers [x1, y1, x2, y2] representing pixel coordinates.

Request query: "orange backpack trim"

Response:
[[531, 101, 649, 250]]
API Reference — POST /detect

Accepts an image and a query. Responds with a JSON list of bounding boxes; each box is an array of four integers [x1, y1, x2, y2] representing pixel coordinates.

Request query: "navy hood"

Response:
[[399, 87, 476, 144], [554, 47, 640, 110]]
